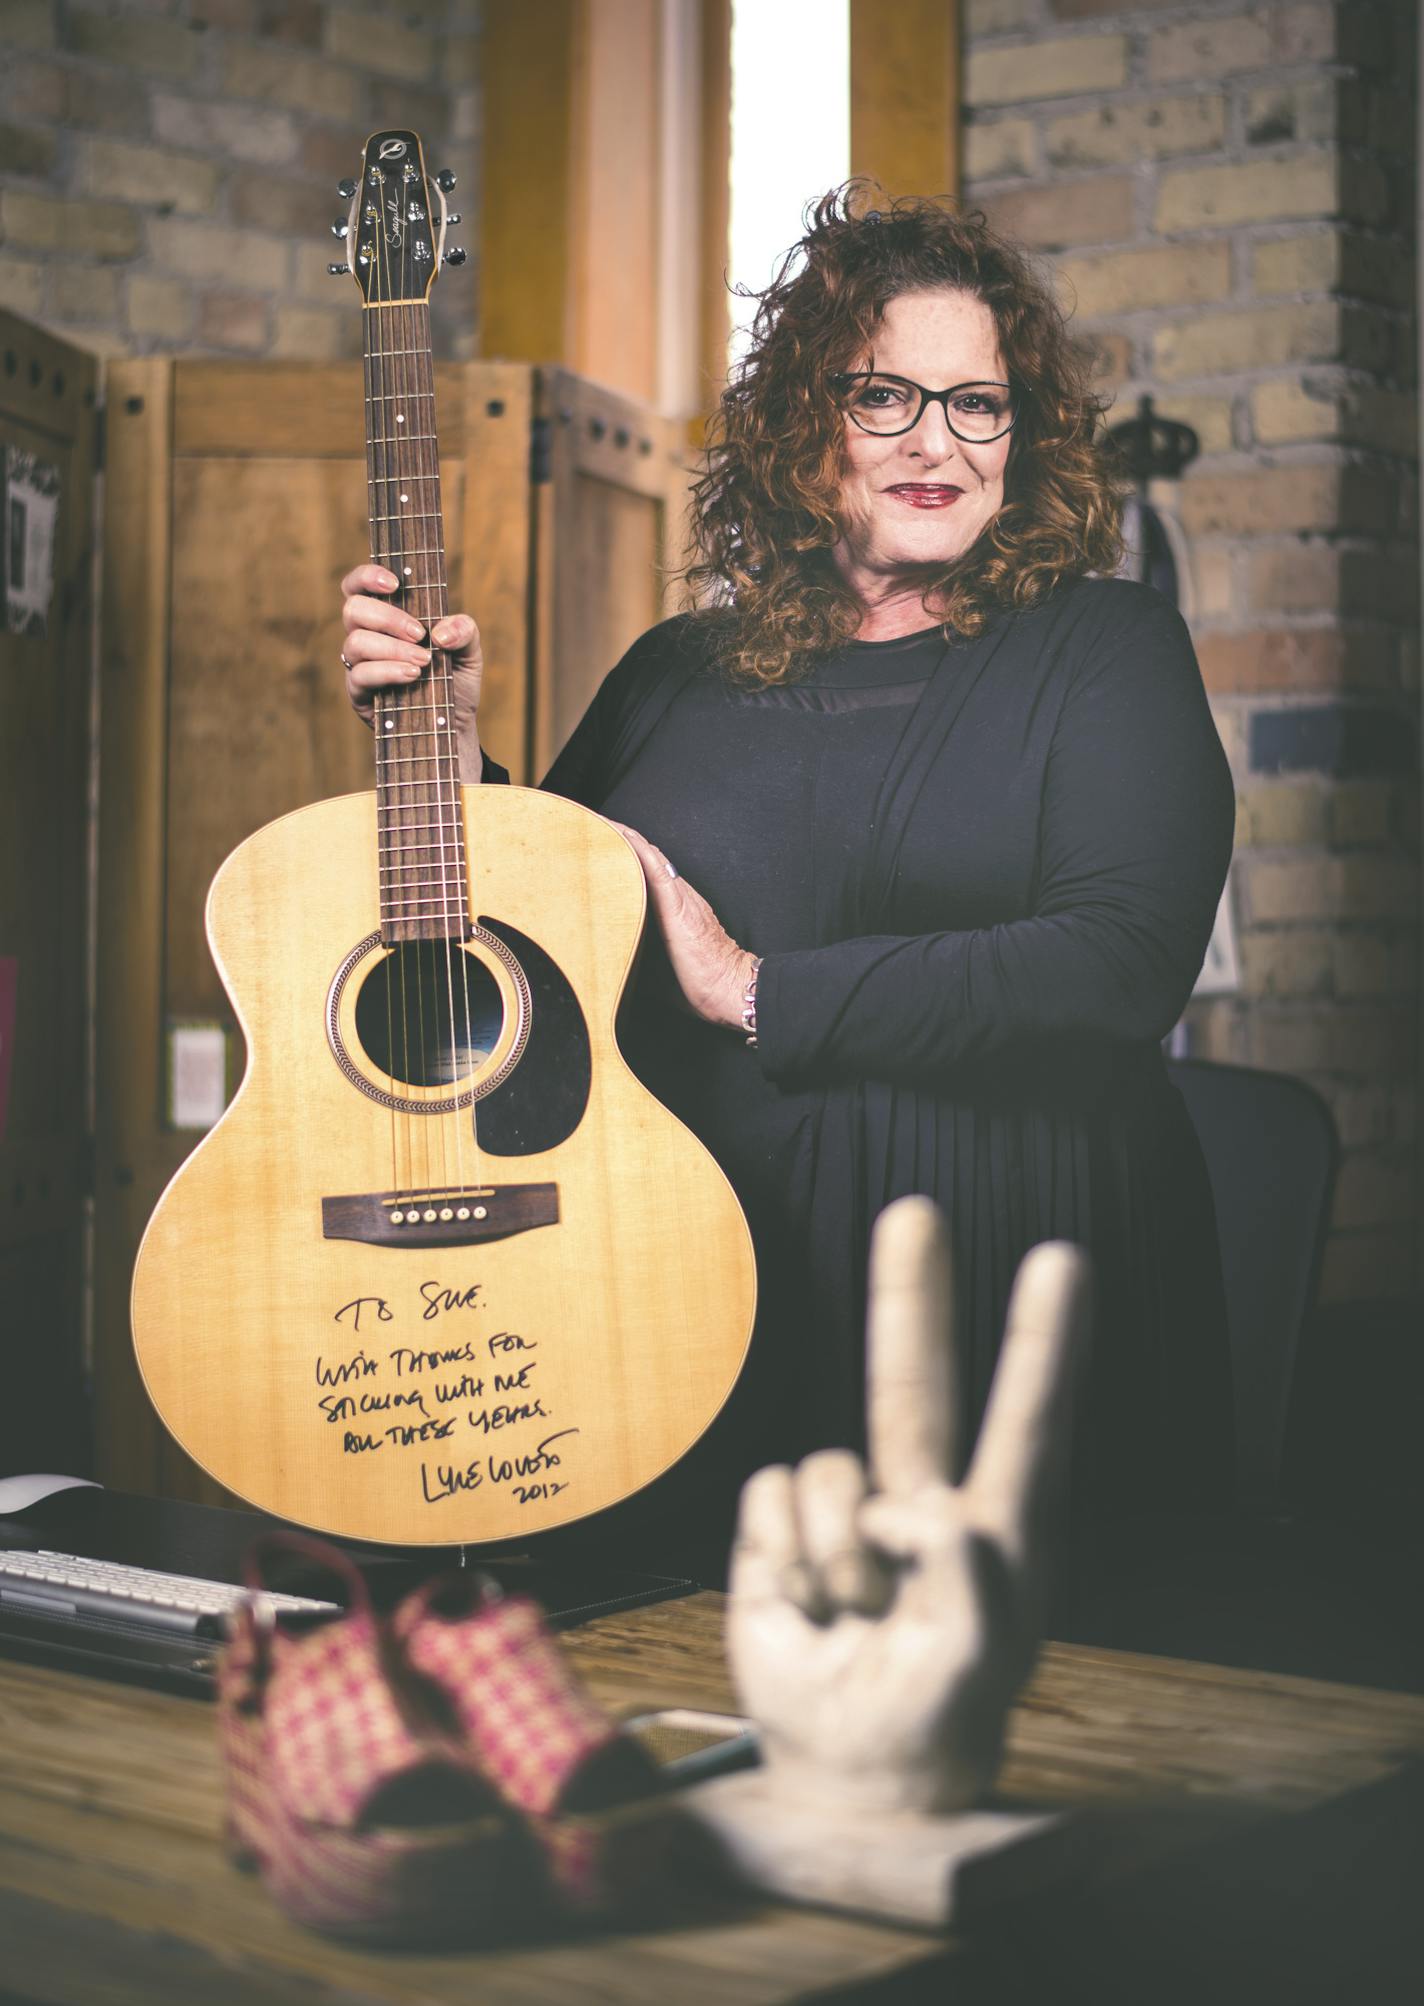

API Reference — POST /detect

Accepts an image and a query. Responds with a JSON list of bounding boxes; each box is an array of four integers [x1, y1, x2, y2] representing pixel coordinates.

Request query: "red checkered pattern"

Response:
[[399, 1592, 618, 1817], [215, 1546, 660, 1940]]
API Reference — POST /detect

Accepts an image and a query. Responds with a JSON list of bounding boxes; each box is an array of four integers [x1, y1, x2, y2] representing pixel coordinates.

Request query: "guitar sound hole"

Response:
[[353, 942, 503, 1088]]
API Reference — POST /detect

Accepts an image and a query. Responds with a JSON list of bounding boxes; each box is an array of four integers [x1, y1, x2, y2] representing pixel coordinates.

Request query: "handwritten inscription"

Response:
[[419, 1428, 578, 1507], [422, 1459, 484, 1503], [334, 1296, 393, 1331], [488, 1331, 535, 1356], [319, 1386, 431, 1423], [316, 1350, 379, 1387], [419, 1280, 483, 1322], [390, 1339, 479, 1376], [317, 1282, 569, 1512], [490, 1427, 576, 1485]]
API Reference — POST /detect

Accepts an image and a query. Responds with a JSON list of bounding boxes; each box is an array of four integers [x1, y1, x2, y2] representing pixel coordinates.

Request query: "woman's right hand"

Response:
[[340, 562, 485, 782]]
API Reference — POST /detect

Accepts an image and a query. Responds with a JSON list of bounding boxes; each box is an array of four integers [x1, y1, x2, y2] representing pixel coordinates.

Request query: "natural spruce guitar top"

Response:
[[130, 130, 756, 1546]]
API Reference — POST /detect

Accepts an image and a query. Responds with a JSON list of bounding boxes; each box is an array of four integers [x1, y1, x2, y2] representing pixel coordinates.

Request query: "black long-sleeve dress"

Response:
[[493, 575, 1236, 1562]]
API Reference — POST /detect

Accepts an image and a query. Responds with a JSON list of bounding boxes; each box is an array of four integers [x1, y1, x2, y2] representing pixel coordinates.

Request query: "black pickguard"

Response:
[[473, 917, 591, 1154]]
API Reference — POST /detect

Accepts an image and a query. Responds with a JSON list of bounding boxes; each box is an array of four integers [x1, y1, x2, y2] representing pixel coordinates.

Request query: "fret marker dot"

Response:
[[436, 715, 446, 727], [403, 566, 412, 576], [399, 493, 409, 502], [384, 718, 394, 730], [396, 414, 406, 424]]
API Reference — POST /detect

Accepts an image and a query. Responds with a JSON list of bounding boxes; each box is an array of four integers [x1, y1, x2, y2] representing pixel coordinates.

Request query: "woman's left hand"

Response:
[[610, 823, 756, 1034]]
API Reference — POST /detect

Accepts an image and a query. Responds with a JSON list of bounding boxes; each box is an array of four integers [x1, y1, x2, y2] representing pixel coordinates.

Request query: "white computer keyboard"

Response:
[[0, 1549, 340, 1637]]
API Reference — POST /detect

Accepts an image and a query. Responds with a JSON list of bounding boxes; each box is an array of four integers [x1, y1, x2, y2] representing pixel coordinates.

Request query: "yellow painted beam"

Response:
[[849, 0, 961, 202], [478, 0, 578, 365]]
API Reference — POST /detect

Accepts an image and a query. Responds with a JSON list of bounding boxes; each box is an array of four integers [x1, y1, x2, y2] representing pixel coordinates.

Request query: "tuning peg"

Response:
[[337, 176, 358, 199], [442, 246, 467, 266], [331, 219, 349, 238], [327, 261, 348, 276], [444, 212, 461, 226], [436, 170, 457, 193]]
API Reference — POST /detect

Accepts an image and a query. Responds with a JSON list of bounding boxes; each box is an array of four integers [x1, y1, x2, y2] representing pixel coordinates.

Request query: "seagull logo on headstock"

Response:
[[378, 138, 408, 160]]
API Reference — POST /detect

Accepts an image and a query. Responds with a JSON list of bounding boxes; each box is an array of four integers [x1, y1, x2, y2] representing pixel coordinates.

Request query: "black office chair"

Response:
[[1067, 1060, 1374, 1682], [1166, 1058, 1338, 1506]]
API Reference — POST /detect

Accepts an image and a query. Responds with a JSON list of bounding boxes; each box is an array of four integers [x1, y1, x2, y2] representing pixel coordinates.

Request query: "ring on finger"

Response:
[[340, 651, 355, 671]]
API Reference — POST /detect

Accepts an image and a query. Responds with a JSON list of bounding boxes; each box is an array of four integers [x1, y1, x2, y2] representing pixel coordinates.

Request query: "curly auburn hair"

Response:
[[683, 184, 1124, 687]]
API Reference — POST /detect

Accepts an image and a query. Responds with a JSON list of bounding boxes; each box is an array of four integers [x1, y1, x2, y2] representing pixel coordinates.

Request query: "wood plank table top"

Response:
[[1, 1593, 1422, 2005]]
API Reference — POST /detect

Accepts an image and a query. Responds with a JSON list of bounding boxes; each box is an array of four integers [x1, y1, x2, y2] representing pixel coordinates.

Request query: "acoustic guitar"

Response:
[[131, 130, 756, 1546]]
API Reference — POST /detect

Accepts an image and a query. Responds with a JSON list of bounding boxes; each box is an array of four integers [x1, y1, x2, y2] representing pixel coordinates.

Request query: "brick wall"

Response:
[[964, 0, 1420, 1307], [0, 0, 479, 363]]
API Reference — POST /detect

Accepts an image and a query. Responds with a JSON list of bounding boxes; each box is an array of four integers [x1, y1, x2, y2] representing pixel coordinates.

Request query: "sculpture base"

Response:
[[681, 1774, 1239, 1930]]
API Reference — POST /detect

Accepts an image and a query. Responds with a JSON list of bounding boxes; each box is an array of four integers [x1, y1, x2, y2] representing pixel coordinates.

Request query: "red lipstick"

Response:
[[885, 484, 963, 509]]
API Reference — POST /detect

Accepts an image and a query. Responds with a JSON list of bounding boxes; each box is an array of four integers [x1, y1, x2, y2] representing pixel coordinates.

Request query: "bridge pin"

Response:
[[473, 1205, 488, 1220], [439, 1207, 453, 1221], [423, 1209, 438, 1223], [456, 1206, 471, 1220], [391, 1210, 405, 1224]]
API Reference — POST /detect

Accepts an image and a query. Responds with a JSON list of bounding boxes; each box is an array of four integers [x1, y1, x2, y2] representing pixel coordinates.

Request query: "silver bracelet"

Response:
[[741, 956, 762, 1048]]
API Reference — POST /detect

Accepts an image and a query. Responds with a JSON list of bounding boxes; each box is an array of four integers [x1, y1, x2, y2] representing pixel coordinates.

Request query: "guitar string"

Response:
[[409, 281, 481, 1203], [403, 203, 482, 1202], [408, 285, 459, 1203], [402, 275, 459, 1204], [373, 205, 417, 1196], [364, 261, 401, 1199], [398, 274, 437, 1199], [394, 225, 479, 1203], [441, 282, 483, 1200], [379, 215, 416, 1195], [386, 260, 432, 1198], [370, 175, 485, 1212]]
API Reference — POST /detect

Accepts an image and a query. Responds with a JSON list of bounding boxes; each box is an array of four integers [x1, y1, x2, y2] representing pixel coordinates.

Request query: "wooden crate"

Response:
[[94, 357, 687, 1504]]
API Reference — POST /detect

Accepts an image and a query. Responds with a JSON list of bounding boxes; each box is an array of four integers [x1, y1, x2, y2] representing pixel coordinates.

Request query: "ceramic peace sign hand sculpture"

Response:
[[726, 1197, 1090, 1817]]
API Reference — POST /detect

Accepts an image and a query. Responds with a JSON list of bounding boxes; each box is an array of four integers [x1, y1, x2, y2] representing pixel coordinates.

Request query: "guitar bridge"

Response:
[[321, 1183, 559, 1248]]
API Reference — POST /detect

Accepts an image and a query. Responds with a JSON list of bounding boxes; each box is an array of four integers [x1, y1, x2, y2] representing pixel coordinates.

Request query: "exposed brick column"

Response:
[[963, 0, 1419, 1306], [0, 1, 480, 363]]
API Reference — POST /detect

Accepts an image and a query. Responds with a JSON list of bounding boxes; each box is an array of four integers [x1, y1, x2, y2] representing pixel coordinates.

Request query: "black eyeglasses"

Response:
[[832, 372, 1018, 443]]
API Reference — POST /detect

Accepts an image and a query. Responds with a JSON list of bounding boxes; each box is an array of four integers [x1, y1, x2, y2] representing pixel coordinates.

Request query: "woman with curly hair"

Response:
[[340, 189, 1235, 1569]]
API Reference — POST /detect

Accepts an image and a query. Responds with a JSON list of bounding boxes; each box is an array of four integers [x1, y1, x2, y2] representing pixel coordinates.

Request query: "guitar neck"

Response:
[[363, 300, 468, 944]]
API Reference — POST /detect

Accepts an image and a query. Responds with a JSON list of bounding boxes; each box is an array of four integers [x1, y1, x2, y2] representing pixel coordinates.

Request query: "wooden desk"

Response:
[[1, 1594, 1421, 2004]]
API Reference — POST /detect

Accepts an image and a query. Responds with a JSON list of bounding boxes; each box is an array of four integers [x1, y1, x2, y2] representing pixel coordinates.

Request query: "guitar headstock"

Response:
[[330, 130, 462, 304]]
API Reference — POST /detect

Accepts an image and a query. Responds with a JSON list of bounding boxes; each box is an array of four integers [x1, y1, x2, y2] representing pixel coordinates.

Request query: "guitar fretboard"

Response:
[[363, 300, 468, 944]]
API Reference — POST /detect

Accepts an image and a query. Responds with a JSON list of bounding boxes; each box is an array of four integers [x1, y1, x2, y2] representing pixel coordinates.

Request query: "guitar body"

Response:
[[133, 784, 757, 1546]]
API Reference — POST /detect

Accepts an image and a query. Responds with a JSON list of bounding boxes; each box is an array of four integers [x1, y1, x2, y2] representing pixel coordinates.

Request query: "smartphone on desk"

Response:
[[623, 1707, 760, 1787]]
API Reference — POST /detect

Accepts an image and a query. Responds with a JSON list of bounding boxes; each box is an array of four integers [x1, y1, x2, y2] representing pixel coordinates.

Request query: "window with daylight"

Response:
[[727, 0, 850, 369]]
